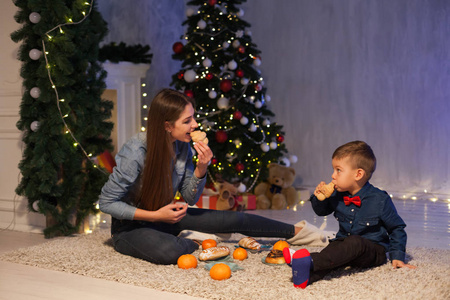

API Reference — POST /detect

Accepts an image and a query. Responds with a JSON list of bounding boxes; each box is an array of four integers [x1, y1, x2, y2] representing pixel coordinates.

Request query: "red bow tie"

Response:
[[344, 196, 361, 207]]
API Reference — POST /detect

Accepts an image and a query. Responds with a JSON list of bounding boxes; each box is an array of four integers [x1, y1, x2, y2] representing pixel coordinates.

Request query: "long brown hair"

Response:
[[137, 89, 195, 211]]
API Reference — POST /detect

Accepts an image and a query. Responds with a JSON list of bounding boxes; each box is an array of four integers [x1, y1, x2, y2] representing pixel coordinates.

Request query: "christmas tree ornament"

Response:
[[249, 95, 255, 103], [172, 42, 184, 54], [30, 121, 40, 132], [245, 29, 252, 36], [29, 87, 41, 98], [220, 79, 232, 92], [253, 57, 261, 66], [232, 40, 240, 48], [208, 0, 217, 6], [186, 7, 196, 17], [289, 155, 298, 164], [32, 200, 40, 212], [255, 83, 263, 91], [240, 77, 249, 85], [197, 20, 207, 30], [235, 69, 244, 78], [281, 157, 291, 167], [29, 12, 41, 24], [184, 89, 194, 98], [237, 182, 246, 193], [211, 157, 218, 165], [238, 46, 245, 54], [215, 130, 228, 143], [265, 94, 271, 102], [233, 111, 242, 120], [203, 58, 212, 67], [29, 49, 42, 60], [184, 69, 197, 82], [248, 123, 257, 132], [254, 100, 262, 109], [233, 139, 241, 147], [227, 60, 237, 70], [270, 142, 278, 150], [240, 116, 249, 125], [222, 41, 230, 49], [235, 163, 245, 172], [260, 143, 270, 152], [237, 8, 245, 17], [177, 71, 184, 79], [205, 73, 214, 80], [217, 96, 229, 109], [276, 135, 285, 143], [208, 90, 217, 99], [262, 119, 271, 127]]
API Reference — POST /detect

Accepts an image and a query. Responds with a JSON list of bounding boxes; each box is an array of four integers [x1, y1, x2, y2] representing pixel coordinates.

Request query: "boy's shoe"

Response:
[[292, 249, 312, 289]]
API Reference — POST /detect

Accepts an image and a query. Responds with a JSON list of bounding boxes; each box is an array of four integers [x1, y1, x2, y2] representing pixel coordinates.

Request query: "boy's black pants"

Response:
[[310, 235, 387, 283]]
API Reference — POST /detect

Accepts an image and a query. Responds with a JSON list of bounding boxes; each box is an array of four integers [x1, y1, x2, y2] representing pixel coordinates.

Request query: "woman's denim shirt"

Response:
[[311, 182, 407, 262], [99, 132, 206, 220]]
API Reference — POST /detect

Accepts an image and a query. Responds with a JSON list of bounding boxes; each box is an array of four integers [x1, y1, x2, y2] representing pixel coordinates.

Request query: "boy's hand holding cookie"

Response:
[[314, 181, 335, 201]]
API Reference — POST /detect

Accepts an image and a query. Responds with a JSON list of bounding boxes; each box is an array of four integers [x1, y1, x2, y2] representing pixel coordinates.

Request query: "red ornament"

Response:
[[208, 0, 217, 6], [177, 71, 184, 80], [238, 46, 245, 54], [172, 42, 184, 54], [276, 135, 284, 143], [235, 69, 244, 78], [235, 163, 245, 172], [215, 130, 228, 143], [211, 157, 218, 165], [184, 90, 194, 98], [220, 79, 232, 92], [205, 73, 214, 80], [233, 111, 243, 120], [255, 83, 262, 91]]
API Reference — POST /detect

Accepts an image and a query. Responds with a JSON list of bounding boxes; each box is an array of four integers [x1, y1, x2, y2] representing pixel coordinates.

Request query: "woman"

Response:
[[99, 88, 330, 265]]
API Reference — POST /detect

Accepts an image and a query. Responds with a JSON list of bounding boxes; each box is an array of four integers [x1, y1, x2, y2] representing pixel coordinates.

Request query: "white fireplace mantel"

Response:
[[102, 61, 150, 151]]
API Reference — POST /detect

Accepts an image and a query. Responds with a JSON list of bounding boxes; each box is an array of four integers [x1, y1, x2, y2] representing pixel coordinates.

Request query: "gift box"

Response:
[[236, 193, 256, 210]]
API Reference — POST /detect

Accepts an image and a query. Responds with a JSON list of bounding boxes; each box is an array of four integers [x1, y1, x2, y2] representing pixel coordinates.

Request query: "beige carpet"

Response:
[[1, 230, 448, 300]]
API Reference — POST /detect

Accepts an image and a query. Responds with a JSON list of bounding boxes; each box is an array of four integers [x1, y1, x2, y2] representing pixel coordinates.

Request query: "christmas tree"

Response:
[[171, 0, 297, 192], [11, 0, 113, 237]]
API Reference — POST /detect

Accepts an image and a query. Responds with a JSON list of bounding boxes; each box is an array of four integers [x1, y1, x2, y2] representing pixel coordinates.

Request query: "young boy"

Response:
[[284, 141, 416, 288]]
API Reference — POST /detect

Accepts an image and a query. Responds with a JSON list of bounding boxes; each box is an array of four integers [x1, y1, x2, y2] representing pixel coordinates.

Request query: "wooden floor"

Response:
[[0, 199, 448, 300]]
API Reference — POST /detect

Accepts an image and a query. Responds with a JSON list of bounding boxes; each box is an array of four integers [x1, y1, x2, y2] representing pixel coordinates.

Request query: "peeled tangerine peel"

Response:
[[191, 131, 208, 145], [316, 182, 335, 201]]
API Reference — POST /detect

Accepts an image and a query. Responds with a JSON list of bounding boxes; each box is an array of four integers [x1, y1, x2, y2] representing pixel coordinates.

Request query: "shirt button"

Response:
[[348, 233, 351, 236], [351, 209, 354, 212], [366, 223, 370, 226], [350, 221, 353, 224]]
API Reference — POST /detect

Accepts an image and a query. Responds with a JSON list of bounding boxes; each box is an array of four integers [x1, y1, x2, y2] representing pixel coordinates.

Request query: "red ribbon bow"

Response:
[[343, 196, 361, 207]]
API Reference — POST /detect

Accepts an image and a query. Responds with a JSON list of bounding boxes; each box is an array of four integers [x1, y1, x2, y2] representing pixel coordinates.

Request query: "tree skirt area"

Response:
[[1, 230, 448, 300]]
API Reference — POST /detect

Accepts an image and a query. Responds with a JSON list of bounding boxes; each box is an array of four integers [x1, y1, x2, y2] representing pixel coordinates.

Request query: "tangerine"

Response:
[[273, 240, 290, 252], [233, 247, 248, 260], [202, 239, 217, 250], [210, 263, 231, 280], [177, 254, 198, 269]]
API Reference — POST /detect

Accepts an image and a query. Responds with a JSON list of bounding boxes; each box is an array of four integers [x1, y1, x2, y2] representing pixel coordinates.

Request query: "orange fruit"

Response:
[[210, 263, 231, 280], [273, 240, 290, 251], [233, 247, 248, 260], [177, 254, 198, 269], [202, 239, 217, 250]]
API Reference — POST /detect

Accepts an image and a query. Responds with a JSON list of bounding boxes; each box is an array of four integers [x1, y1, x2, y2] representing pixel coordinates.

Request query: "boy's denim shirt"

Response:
[[311, 182, 407, 262], [99, 132, 206, 220]]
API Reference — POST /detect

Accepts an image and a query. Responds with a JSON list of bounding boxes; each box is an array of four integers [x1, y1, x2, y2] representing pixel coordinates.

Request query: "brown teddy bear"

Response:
[[216, 181, 243, 211], [254, 163, 299, 210]]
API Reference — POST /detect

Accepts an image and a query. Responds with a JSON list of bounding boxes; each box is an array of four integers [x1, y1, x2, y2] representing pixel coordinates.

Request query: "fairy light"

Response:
[[39, 0, 106, 174]]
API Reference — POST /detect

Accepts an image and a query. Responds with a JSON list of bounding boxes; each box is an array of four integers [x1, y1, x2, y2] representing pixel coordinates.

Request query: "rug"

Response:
[[1, 230, 448, 300]]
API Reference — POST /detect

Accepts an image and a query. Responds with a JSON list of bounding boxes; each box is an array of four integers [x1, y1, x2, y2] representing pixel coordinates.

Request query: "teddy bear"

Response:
[[216, 181, 243, 211], [254, 163, 299, 210]]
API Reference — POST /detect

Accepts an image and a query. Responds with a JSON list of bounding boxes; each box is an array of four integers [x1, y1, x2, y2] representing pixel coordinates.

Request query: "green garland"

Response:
[[99, 42, 152, 64]]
